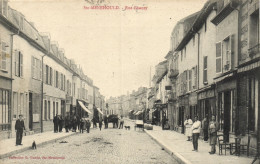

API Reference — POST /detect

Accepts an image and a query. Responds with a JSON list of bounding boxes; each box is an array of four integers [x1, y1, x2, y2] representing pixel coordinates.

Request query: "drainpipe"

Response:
[[41, 54, 46, 133], [10, 30, 19, 138]]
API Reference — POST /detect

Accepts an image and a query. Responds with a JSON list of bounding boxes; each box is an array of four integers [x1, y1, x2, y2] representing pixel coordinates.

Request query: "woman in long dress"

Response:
[[184, 115, 193, 141]]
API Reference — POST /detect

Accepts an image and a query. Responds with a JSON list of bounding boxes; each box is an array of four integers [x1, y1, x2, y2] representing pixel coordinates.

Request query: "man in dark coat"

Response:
[[72, 116, 77, 132], [58, 115, 64, 132], [104, 115, 108, 129], [86, 119, 91, 133], [15, 115, 25, 146], [53, 114, 58, 133], [64, 113, 70, 132]]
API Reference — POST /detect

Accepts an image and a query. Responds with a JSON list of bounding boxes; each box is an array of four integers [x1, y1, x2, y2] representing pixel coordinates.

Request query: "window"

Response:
[[216, 35, 234, 74], [50, 67, 53, 85], [15, 51, 23, 77], [48, 101, 50, 120], [55, 71, 58, 88], [44, 100, 47, 120], [0, 89, 10, 127], [192, 66, 197, 89], [188, 69, 192, 91], [249, 9, 259, 52], [216, 42, 222, 73], [203, 56, 208, 83], [193, 36, 195, 46], [45, 65, 49, 84], [223, 37, 231, 71], [63, 75, 66, 91], [0, 41, 7, 71], [32, 56, 41, 80], [53, 102, 55, 117], [56, 102, 58, 115]]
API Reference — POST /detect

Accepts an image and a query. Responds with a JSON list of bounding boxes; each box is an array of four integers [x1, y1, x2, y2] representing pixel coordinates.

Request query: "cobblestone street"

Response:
[[1, 120, 177, 164]]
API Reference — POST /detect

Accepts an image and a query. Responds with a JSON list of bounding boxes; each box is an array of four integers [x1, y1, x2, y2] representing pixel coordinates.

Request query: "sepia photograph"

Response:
[[0, 0, 259, 163]]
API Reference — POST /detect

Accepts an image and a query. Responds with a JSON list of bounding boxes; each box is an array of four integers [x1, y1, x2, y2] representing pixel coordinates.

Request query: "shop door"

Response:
[[61, 100, 65, 118], [29, 93, 33, 130], [224, 91, 231, 142]]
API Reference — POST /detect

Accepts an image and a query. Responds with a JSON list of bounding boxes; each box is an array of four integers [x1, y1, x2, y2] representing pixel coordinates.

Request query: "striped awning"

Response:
[[96, 108, 103, 115], [78, 101, 92, 114]]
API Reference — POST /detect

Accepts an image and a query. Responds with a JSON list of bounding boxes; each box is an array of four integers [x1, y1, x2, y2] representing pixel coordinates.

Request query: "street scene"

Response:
[[1, 120, 177, 164], [0, 0, 260, 164]]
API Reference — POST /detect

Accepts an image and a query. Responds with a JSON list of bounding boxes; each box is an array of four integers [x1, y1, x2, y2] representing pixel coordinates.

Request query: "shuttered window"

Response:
[[0, 41, 7, 71], [203, 56, 207, 83], [216, 42, 222, 73]]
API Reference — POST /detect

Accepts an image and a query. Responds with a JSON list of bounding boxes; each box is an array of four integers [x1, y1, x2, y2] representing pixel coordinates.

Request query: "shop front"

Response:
[[197, 85, 216, 121], [216, 77, 237, 143], [178, 95, 189, 134], [189, 92, 198, 121]]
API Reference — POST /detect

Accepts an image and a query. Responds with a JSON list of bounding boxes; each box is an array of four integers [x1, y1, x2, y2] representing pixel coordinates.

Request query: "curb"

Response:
[[0, 132, 77, 159], [144, 129, 192, 164]]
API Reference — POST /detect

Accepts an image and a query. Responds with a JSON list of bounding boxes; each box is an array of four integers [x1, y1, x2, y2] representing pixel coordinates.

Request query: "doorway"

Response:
[[224, 91, 231, 142], [29, 93, 33, 130]]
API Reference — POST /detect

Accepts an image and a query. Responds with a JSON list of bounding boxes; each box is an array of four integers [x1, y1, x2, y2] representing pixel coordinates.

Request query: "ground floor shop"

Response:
[[0, 79, 11, 140]]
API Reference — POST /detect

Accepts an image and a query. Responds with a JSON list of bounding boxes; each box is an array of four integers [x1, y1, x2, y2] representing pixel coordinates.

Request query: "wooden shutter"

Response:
[[203, 56, 208, 83], [15, 51, 19, 76], [230, 35, 235, 70], [19, 52, 23, 77], [216, 42, 222, 73], [43, 64, 46, 83]]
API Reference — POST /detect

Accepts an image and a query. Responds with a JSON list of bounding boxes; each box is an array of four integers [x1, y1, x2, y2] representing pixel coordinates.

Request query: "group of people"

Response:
[[53, 113, 92, 133], [184, 115, 219, 154], [53, 113, 126, 133]]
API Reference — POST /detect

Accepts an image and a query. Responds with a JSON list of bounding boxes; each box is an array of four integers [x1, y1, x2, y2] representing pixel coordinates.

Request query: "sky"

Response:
[[9, 0, 207, 98]]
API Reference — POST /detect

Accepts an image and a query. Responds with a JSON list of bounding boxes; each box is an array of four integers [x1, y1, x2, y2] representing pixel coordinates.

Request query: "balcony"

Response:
[[168, 69, 179, 79], [248, 44, 260, 58]]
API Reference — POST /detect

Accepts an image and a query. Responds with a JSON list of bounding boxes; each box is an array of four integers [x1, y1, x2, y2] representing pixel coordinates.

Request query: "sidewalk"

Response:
[[0, 130, 77, 159], [145, 125, 256, 164]]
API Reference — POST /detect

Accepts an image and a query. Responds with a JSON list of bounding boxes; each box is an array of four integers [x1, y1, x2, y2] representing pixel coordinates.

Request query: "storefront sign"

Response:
[[198, 89, 215, 100], [189, 93, 197, 105], [66, 96, 72, 104]]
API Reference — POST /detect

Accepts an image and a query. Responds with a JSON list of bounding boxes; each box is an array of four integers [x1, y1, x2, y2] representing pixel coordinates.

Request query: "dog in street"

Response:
[[32, 141, 36, 149], [124, 126, 130, 130]]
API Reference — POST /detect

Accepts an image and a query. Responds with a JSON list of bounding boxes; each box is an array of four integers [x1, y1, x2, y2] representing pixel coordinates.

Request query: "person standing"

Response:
[[119, 116, 124, 129], [15, 115, 25, 146], [184, 115, 193, 141], [72, 116, 77, 132], [104, 115, 108, 129], [202, 115, 209, 142], [53, 114, 58, 133], [86, 119, 91, 133], [191, 116, 201, 152], [209, 115, 219, 154], [64, 113, 70, 133], [58, 115, 64, 132], [99, 117, 103, 131]]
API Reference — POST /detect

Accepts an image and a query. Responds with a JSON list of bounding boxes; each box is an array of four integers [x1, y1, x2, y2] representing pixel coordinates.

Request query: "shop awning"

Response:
[[96, 108, 103, 115], [129, 110, 134, 113], [78, 101, 92, 114], [132, 111, 138, 115], [135, 111, 143, 115]]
